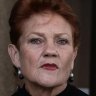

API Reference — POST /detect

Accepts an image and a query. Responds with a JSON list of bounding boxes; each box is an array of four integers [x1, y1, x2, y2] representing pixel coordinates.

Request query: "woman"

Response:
[[8, 0, 88, 96]]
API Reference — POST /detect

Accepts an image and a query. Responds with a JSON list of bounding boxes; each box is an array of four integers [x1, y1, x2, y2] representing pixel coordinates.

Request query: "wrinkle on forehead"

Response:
[[21, 11, 72, 37], [22, 11, 72, 31], [23, 12, 55, 28]]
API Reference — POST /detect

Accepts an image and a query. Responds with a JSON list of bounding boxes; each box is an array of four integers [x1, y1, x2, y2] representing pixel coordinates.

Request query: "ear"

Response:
[[71, 47, 78, 70], [8, 44, 21, 68]]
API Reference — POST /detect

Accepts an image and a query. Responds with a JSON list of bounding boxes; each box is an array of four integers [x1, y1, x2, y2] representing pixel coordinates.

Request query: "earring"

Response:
[[18, 68, 24, 79], [68, 72, 74, 83]]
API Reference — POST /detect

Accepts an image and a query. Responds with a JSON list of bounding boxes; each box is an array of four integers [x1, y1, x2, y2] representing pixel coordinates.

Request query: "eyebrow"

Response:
[[26, 32, 45, 38], [54, 33, 70, 36], [26, 31, 70, 38]]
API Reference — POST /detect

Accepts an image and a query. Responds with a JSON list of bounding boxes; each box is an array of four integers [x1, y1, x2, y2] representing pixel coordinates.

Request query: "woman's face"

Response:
[[9, 13, 77, 87]]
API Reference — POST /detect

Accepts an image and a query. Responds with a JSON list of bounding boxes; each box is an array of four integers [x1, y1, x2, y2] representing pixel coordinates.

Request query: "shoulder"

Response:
[[57, 84, 89, 96], [11, 86, 30, 96], [67, 84, 89, 96], [12, 84, 89, 96], [11, 88, 23, 96]]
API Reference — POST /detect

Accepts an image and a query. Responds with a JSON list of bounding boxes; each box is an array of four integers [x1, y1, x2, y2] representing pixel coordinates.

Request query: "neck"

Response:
[[24, 79, 67, 96]]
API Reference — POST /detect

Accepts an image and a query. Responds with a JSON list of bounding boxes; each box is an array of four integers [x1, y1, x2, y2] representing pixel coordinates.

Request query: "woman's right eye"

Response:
[[29, 38, 44, 44]]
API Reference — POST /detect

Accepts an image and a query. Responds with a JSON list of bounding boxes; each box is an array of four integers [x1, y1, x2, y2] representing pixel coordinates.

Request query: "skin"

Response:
[[8, 13, 77, 96]]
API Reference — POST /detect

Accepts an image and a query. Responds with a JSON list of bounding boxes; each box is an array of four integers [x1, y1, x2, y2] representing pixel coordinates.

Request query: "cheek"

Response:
[[60, 50, 74, 71], [19, 49, 39, 79], [19, 46, 43, 70], [20, 50, 37, 67]]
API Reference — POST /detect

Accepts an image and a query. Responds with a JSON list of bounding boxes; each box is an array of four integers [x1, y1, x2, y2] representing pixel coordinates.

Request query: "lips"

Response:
[[41, 63, 58, 71]]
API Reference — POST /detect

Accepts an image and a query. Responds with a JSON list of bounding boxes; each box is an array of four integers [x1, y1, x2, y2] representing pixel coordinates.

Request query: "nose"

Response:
[[43, 42, 58, 58]]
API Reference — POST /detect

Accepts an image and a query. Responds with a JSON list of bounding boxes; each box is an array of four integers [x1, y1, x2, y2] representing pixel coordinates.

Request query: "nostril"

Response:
[[52, 54, 57, 57], [44, 54, 57, 57], [44, 54, 49, 57]]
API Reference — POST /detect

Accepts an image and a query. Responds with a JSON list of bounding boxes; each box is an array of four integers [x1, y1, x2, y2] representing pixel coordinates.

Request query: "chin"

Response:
[[39, 82, 59, 88], [37, 77, 62, 88]]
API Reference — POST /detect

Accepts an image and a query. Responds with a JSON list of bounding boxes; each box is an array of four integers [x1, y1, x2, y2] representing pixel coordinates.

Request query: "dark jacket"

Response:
[[12, 84, 89, 96]]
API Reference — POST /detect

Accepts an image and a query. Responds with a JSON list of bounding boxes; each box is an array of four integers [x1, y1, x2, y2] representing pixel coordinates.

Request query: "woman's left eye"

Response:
[[56, 38, 69, 45]]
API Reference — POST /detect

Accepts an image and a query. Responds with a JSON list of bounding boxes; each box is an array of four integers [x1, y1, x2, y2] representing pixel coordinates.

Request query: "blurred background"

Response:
[[0, 0, 95, 96]]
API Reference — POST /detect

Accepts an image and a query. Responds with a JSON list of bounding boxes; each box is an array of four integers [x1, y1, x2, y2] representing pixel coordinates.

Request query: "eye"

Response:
[[29, 38, 44, 44], [56, 38, 69, 45]]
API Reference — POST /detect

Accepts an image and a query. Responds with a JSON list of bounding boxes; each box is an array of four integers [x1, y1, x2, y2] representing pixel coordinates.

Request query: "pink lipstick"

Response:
[[41, 63, 58, 71]]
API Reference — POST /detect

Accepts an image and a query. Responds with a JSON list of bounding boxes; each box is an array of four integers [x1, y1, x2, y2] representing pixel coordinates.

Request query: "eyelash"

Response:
[[56, 38, 69, 45], [29, 38, 44, 44], [28, 38, 69, 45]]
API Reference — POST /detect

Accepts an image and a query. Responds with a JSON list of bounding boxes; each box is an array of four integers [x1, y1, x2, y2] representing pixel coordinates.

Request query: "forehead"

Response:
[[21, 13, 72, 36]]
